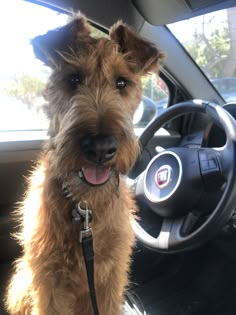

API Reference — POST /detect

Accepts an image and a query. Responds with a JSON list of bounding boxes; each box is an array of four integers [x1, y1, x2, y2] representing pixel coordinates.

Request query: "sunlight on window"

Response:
[[168, 7, 236, 103], [0, 1, 169, 135], [0, 1, 68, 132]]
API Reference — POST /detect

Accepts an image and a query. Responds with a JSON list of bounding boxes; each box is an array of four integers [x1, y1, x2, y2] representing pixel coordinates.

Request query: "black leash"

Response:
[[72, 201, 99, 315], [82, 235, 99, 315]]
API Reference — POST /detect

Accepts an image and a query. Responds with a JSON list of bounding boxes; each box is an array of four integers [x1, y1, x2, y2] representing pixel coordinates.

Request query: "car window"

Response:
[[134, 74, 169, 129], [0, 1, 68, 134], [168, 6, 236, 103], [0, 0, 168, 139]]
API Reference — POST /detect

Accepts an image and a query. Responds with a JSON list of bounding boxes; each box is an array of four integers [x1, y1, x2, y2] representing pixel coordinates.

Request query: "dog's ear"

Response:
[[110, 22, 164, 74], [31, 15, 90, 68]]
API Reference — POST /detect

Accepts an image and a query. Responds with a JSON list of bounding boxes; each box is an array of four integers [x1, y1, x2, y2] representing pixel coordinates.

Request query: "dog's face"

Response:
[[32, 15, 163, 188]]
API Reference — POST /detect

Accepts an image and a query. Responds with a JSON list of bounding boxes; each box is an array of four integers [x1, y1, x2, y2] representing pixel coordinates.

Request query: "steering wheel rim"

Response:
[[131, 100, 236, 252]]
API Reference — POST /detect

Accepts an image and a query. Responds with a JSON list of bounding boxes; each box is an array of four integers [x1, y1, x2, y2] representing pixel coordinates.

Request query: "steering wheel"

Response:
[[131, 100, 236, 252]]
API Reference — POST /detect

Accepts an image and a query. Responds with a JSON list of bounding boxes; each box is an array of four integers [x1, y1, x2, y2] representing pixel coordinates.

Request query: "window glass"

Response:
[[0, 0, 168, 136], [168, 7, 236, 103], [134, 74, 169, 128], [0, 1, 68, 132]]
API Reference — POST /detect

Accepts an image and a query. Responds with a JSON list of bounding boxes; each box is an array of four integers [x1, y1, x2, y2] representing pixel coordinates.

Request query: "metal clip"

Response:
[[80, 228, 93, 242], [77, 201, 93, 242], [72, 208, 81, 226], [77, 201, 92, 222]]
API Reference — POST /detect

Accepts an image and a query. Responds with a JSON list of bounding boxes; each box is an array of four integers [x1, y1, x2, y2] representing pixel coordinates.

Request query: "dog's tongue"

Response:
[[82, 166, 111, 185]]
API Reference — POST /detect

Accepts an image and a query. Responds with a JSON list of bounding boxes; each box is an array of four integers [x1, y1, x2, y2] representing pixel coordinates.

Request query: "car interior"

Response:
[[1, 0, 236, 314]]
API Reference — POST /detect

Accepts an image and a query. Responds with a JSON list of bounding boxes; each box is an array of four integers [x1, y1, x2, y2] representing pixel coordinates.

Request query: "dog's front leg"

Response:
[[32, 282, 76, 315], [95, 269, 130, 315]]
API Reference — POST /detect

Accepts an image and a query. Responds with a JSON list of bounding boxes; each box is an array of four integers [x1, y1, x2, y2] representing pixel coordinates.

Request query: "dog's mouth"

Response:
[[79, 165, 111, 186]]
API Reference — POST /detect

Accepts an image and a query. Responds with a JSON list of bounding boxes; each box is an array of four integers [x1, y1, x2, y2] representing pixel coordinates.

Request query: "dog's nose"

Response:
[[80, 135, 117, 163]]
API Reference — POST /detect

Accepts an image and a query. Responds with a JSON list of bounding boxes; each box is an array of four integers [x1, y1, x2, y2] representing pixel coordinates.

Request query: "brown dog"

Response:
[[5, 14, 163, 315]]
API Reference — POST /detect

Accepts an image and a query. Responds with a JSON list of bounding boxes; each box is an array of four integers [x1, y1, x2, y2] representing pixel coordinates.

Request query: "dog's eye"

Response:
[[67, 73, 83, 89], [116, 77, 127, 90]]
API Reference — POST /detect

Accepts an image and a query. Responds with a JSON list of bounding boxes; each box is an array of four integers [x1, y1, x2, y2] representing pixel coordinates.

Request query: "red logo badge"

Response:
[[155, 165, 173, 189]]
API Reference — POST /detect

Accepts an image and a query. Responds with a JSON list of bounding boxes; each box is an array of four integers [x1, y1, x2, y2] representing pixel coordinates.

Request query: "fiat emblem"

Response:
[[155, 165, 173, 189]]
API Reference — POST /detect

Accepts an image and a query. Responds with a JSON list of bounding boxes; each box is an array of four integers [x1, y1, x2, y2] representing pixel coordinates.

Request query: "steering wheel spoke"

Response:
[[198, 147, 226, 190], [133, 214, 201, 251], [132, 217, 173, 250]]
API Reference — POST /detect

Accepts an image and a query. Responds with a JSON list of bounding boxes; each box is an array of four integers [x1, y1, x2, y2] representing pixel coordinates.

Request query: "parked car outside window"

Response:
[[168, 7, 236, 103], [211, 77, 236, 103]]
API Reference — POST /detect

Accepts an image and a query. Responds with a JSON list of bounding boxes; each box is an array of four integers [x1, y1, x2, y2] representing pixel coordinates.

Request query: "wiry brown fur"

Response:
[[5, 14, 163, 315]]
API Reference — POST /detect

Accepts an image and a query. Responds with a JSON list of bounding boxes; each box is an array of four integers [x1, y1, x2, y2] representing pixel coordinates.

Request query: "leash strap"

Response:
[[72, 201, 99, 315], [82, 235, 99, 315]]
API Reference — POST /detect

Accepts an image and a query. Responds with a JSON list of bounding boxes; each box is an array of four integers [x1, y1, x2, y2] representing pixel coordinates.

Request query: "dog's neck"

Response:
[[53, 171, 129, 236], [57, 170, 120, 209]]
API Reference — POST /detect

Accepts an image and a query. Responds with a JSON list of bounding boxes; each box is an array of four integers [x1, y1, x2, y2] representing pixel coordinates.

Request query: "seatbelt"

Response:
[[72, 201, 99, 315]]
